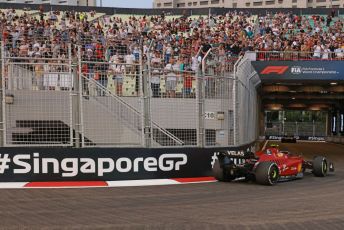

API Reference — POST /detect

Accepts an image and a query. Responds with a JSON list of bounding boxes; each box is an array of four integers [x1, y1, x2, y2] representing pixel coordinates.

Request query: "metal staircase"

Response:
[[80, 75, 184, 147]]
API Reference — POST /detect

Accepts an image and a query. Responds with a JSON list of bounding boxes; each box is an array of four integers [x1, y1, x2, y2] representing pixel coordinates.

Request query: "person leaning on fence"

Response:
[[150, 51, 162, 98], [313, 41, 324, 59], [151, 69, 161, 98], [109, 54, 125, 96], [165, 58, 178, 98], [43, 59, 57, 90], [334, 44, 344, 59], [32, 52, 45, 90], [182, 56, 193, 98], [81, 49, 98, 96], [322, 44, 331, 60], [83, 49, 98, 76], [94, 62, 108, 96]]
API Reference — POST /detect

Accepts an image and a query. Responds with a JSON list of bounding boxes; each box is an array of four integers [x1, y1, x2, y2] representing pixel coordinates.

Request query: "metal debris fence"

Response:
[[0, 42, 257, 148]]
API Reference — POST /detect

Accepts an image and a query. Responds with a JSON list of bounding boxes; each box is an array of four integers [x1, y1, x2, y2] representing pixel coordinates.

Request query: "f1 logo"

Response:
[[261, 66, 288, 75]]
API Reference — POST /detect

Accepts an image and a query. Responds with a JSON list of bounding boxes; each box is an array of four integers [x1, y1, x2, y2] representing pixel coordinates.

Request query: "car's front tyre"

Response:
[[313, 156, 328, 177]]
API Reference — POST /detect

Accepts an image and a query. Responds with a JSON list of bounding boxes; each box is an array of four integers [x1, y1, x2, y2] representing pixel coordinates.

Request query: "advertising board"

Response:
[[0, 144, 255, 182]]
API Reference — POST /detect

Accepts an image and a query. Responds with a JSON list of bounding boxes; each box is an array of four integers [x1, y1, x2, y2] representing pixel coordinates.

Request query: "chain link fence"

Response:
[[0, 41, 258, 148], [234, 53, 260, 146], [1, 43, 73, 146], [265, 121, 326, 137], [201, 48, 237, 147]]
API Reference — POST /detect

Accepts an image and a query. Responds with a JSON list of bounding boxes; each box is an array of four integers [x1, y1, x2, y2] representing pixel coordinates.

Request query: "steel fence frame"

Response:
[[253, 51, 344, 61], [1, 42, 74, 147], [233, 53, 261, 146], [265, 121, 326, 137], [0, 42, 259, 148]]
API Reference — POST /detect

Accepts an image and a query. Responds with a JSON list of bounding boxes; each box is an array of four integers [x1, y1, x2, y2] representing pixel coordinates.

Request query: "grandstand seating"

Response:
[[1, 5, 342, 147], [0, 7, 343, 98]]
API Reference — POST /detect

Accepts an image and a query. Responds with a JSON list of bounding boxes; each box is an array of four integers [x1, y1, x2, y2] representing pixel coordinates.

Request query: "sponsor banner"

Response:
[[252, 61, 344, 81], [0, 144, 254, 182], [266, 136, 325, 141]]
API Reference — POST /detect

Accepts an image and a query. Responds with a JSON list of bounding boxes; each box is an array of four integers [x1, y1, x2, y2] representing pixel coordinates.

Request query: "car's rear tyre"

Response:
[[313, 156, 328, 177], [255, 162, 280, 185], [213, 159, 225, 181], [213, 159, 235, 182]]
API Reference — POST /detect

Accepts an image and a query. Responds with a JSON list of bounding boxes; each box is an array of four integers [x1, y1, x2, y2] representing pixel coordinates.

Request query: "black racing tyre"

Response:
[[255, 162, 280, 185], [213, 159, 235, 182], [313, 156, 328, 177], [213, 159, 225, 181]]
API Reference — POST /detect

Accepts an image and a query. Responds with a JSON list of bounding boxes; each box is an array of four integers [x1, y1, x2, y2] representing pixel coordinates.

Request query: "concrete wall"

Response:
[[326, 136, 344, 145], [4, 92, 233, 145]]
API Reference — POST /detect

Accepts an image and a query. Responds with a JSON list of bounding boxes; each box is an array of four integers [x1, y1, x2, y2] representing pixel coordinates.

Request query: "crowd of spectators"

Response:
[[1, 8, 343, 61], [256, 11, 344, 59], [0, 7, 343, 96]]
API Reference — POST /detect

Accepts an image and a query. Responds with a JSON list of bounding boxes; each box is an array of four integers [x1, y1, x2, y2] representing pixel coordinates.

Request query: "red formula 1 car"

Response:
[[212, 145, 334, 185]]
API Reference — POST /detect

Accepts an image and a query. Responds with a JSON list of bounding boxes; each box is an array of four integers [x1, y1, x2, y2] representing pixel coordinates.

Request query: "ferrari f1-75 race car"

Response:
[[213, 145, 334, 185]]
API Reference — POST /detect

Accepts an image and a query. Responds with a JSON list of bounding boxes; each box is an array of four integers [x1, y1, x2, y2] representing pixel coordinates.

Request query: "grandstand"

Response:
[[0, 3, 343, 148]]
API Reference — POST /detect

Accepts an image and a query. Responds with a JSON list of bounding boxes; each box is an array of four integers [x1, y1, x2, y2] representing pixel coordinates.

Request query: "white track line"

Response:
[[0, 183, 27, 189], [107, 179, 180, 187], [0, 179, 217, 189]]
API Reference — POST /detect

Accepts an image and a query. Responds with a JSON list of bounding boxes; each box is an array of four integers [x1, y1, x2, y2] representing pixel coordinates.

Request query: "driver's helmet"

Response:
[[266, 149, 272, 155], [277, 151, 284, 157]]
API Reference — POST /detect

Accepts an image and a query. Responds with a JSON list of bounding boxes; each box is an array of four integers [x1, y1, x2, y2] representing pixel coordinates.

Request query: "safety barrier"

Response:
[[253, 51, 344, 61], [0, 43, 254, 148]]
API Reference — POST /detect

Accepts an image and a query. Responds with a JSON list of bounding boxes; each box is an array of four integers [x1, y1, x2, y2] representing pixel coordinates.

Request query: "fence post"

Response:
[[78, 46, 85, 147], [233, 58, 239, 146], [71, 44, 81, 148], [196, 67, 204, 147], [282, 121, 285, 136], [142, 46, 151, 148], [0, 41, 4, 147]]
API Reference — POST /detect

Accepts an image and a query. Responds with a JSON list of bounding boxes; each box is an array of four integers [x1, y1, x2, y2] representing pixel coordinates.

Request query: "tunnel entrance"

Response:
[[264, 110, 327, 138], [258, 81, 344, 140], [251, 58, 344, 140]]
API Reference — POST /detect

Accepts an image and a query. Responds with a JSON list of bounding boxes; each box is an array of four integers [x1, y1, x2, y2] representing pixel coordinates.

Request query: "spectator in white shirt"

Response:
[[164, 58, 178, 98], [322, 45, 331, 60], [313, 42, 323, 58]]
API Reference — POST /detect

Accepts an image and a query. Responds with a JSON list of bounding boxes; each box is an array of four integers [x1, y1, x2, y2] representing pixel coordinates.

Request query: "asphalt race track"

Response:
[[0, 142, 343, 229]]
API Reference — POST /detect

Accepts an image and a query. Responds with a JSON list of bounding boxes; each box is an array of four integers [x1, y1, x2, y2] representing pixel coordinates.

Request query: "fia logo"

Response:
[[291, 66, 302, 74]]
